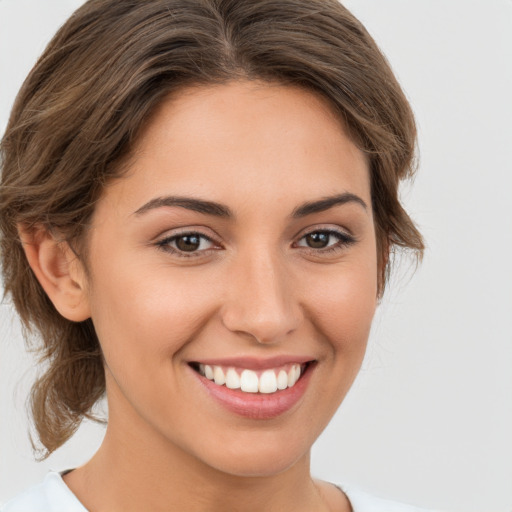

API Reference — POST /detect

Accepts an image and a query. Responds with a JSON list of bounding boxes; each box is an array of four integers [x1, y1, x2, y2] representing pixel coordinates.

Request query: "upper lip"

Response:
[[188, 355, 316, 370]]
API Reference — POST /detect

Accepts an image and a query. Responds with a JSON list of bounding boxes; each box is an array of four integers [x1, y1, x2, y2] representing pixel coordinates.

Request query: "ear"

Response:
[[18, 225, 91, 322]]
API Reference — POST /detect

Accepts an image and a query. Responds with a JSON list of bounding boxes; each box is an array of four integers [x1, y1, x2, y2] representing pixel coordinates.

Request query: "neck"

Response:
[[64, 399, 333, 512]]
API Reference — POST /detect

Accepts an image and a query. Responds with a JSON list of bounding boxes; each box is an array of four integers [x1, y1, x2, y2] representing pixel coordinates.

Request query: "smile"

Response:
[[195, 363, 306, 394], [189, 358, 316, 419]]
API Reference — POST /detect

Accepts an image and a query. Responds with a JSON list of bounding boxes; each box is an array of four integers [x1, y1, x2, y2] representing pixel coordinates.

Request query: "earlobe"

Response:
[[18, 225, 91, 322]]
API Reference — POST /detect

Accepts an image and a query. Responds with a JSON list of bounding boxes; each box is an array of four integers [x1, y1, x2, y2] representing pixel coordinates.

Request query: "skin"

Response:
[[24, 81, 379, 511]]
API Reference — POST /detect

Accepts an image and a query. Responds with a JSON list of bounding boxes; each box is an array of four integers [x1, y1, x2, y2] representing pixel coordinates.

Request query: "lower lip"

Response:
[[193, 364, 315, 420]]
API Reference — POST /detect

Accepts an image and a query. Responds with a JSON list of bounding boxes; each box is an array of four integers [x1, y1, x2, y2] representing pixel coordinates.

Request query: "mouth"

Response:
[[189, 361, 313, 394], [188, 359, 316, 419]]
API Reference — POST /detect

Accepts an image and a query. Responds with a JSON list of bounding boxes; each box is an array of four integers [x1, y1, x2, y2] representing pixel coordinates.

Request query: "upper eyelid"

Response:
[[298, 229, 350, 240], [155, 227, 220, 243], [294, 224, 355, 240], [158, 232, 219, 248], [295, 230, 355, 247]]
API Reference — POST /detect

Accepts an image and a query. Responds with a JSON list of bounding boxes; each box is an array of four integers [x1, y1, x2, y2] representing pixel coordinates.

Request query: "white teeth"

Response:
[[287, 366, 295, 387], [213, 366, 226, 385], [204, 364, 214, 380], [225, 368, 241, 389], [240, 369, 259, 393], [293, 364, 301, 384], [197, 363, 306, 394], [277, 370, 288, 390], [259, 370, 278, 393], [287, 364, 300, 387]]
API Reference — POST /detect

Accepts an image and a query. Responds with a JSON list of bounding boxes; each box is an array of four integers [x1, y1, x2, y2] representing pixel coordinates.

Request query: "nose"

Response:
[[220, 249, 302, 344]]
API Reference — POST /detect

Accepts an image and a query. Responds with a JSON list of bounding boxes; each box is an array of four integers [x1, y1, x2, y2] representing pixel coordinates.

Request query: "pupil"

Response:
[[306, 232, 329, 248], [176, 235, 200, 252]]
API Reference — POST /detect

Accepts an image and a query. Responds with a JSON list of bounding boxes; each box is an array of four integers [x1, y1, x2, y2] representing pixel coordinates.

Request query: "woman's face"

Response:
[[83, 81, 378, 477]]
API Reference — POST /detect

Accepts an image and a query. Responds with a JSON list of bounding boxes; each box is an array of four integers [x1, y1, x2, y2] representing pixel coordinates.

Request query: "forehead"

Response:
[[98, 80, 370, 217]]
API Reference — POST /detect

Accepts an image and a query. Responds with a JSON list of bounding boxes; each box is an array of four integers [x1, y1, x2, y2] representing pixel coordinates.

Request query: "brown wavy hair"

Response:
[[0, 0, 424, 458]]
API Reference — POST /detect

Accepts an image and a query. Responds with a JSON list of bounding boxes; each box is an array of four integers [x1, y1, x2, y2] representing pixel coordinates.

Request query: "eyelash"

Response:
[[294, 229, 356, 254], [155, 229, 356, 258], [155, 231, 219, 258]]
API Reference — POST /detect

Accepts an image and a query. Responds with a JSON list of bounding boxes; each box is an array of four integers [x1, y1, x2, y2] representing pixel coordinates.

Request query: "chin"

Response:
[[209, 454, 304, 478], [192, 433, 312, 478]]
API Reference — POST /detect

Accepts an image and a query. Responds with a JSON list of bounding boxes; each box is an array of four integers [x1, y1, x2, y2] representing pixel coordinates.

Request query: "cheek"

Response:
[[282, 257, 378, 438], [302, 257, 378, 354], [86, 248, 221, 373], [87, 267, 224, 428]]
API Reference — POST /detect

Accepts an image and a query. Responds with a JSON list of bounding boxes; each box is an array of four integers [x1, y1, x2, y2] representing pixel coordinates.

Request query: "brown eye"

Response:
[[304, 232, 330, 249], [295, 229, 356, 253], [175, 234, 201, 252], [157, 232, 217, 255]]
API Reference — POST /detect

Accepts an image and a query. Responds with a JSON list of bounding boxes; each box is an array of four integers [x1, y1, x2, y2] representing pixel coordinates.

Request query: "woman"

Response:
[[0, 1, 430, 510]]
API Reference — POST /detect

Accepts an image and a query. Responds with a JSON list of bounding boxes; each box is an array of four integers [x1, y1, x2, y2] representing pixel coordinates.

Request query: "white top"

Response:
[[1, 472, 436, 512]]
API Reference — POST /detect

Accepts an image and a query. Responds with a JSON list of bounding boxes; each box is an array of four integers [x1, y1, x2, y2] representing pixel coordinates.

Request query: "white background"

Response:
[[1, 1, 511, 511]]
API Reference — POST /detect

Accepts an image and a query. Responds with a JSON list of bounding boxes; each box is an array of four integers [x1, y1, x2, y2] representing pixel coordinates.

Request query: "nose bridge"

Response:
[[221, 245, 301, 343]]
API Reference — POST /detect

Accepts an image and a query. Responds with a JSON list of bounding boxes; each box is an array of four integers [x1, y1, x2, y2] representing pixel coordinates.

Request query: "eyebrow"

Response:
[[291, 193, 367, 217], [133, 196, 232, 217], [133, 192, 367, 218]]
